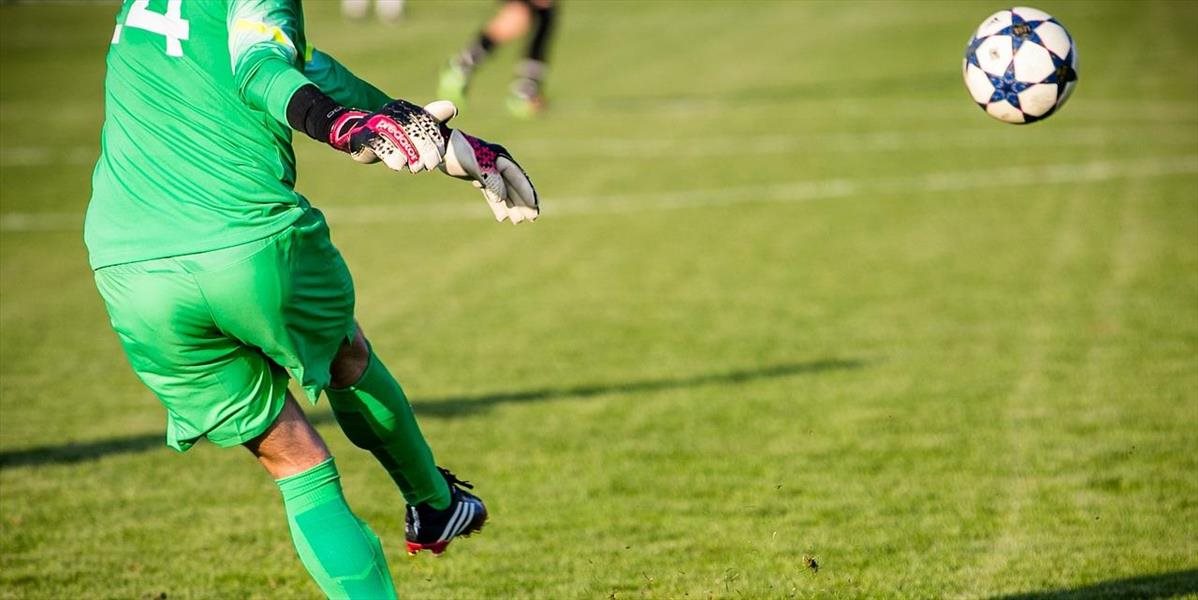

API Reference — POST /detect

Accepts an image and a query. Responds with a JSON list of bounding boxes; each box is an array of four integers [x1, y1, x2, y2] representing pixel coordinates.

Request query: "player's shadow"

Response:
[[411, 358, 862, 418], [0, 358, 863, 470], [987, 568, 1198, 600]]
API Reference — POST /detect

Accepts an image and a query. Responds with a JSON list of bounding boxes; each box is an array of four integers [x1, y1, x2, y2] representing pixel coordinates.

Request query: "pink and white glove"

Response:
[[441, 129, 540, 224], [346, 99, 457, 173]]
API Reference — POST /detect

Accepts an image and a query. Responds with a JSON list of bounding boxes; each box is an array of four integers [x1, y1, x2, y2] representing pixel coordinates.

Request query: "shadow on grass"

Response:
[[0, 358, 863, 470], [414, 358, 863, 418], [989, 569, 1198, 600]]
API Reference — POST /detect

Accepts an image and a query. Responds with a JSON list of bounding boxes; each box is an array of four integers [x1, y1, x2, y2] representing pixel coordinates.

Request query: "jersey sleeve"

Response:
[[228, 0, 313, 124], [302, 46, 391, 112]]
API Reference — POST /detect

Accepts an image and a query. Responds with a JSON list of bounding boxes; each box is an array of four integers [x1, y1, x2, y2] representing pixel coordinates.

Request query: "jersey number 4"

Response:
[[112, 0, 191, 57]]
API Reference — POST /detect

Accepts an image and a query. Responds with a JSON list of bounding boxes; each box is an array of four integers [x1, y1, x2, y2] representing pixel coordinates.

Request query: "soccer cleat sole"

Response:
[[405, 518, 487, 557], [406, 539, 449, 556]]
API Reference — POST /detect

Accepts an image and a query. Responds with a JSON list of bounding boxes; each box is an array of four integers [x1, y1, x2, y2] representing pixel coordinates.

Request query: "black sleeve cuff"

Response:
[[286, 84, 348, 143]]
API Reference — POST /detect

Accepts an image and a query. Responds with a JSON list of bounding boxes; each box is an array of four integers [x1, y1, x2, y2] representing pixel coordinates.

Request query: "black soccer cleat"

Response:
[[405, 467, 488, 556]]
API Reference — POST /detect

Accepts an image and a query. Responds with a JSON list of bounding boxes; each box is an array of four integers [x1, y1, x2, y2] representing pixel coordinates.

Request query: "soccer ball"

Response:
[[962, 6, 1079, 124]]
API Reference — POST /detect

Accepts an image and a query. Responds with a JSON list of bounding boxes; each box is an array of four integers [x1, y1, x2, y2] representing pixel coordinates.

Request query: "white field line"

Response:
[[3, 126, 1196, 167], [2, 155, 1195, 233], [509, 126, 1197, 160]]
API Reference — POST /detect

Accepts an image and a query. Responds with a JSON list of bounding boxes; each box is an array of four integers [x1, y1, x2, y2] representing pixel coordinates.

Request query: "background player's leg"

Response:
[[484, 0, 535, 45], [509, 0, 555, 117], [376, 0, 405, 23], [341, 0, 369, 20], [327, 327, 452, 510], [439, 0, 534, 103], [524, 0, 555, 67], [247, 394, 396, 600]]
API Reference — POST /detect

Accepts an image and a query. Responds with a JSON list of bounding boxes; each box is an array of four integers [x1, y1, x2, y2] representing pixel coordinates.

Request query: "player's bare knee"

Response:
[[330, 327, 370, 388], [246, 395, 330, 479]]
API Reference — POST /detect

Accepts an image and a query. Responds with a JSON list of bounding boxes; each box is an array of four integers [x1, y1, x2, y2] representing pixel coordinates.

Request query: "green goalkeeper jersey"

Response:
[[86, 0, 390, 269]]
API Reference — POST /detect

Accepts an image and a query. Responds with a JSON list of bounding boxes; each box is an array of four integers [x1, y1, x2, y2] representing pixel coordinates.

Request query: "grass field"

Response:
[[2, 1, 1197, 598]]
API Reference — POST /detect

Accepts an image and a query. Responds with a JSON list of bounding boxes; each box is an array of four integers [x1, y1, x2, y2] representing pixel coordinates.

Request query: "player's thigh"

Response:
[[193, 208, 356, 398], [95, 260, 289, 451]]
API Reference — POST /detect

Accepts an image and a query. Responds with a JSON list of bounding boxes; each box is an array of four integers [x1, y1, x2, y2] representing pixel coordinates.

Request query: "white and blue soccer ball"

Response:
[[962, 6, 1079, 124]]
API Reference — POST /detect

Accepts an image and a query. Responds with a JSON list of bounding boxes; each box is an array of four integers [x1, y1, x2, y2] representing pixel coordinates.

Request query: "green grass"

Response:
[[2, 1, 1197, 598]]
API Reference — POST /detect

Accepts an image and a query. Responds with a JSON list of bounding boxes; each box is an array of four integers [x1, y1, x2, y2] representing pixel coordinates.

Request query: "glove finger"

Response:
[[507, 199, 526, 224], [494, 190, 527, 224], [363, 116, 423, 172], [427, 139, 447, 172], [411, 137, 442, 173], [481, 187, 508, 222], [480, 172, 509, 211], [514, 204, 540, 222], [371, 136, 413, 172], [498, 158, 538, 212], [423, 100, 458, 125]]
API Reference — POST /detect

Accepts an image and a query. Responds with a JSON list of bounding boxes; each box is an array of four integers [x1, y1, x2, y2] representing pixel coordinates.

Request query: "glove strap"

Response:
[[329, 111, 368, 152]]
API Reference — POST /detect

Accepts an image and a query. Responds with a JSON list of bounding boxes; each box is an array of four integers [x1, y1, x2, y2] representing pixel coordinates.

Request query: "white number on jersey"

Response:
[[114, 0, 191, 58]]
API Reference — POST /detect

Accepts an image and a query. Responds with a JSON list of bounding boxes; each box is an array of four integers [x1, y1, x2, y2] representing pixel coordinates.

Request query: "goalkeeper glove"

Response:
[[347, 99, 456, 173], [286, 85, 441, 172], [442, 129, 540, 224]]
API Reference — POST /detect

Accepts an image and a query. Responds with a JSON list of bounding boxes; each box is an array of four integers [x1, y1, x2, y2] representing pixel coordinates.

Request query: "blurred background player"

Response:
[[438, 0, 557, 118], [341, 0, 405, 23]]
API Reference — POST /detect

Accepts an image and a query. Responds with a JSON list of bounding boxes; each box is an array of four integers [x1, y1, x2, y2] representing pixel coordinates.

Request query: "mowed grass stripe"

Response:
[[3, 155, 1195, 232], [959, 190, 1094, 595], [5, 123, 1197, 167]]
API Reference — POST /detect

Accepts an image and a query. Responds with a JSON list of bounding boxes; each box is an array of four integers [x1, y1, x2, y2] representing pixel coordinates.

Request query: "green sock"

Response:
[[326, 353, 451, 509], [276, 458, 396, 600]]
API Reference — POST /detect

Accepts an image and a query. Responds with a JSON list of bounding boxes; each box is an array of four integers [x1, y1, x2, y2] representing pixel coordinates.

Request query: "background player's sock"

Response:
[[455, 32, 496, 74], [326, 353, 451, 510], [513, 59, 547, 96], [276, 458, 396, 600], [508, 59, 548, 117]]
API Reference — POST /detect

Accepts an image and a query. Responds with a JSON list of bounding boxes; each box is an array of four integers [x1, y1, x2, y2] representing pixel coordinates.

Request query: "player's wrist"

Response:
[[286, 84, 364, 152]]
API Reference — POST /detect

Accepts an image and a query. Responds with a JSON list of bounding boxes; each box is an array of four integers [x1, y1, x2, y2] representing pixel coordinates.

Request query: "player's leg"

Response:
[[246, 393, 396, 599], [375, 0, 404, 22], [196, 207, 485, 555], [484, 0, 536, 44], [341, 0, 369, 20], [94, 248, 394, 599], [326, 325, 448, 509], [508, 0, 556, 117], [439, 0, 534, 103], [326, 327, 488, 556], [202, 208, 445, 508]]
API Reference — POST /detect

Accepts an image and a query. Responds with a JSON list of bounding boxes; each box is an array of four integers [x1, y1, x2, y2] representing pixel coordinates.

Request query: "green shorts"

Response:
[[94, 208, 355, 451]]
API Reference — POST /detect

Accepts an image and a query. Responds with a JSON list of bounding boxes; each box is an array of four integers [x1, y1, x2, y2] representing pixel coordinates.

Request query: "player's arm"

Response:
[[228, 0, 314, 130], [227, 0, 446, 171], [302, 46, 390, 113], [228, 0, 537, 220], [298, 44, 539, 221]]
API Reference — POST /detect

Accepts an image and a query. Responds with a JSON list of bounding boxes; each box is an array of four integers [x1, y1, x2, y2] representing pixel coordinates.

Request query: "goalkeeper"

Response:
[[86, 0, 538, 597]]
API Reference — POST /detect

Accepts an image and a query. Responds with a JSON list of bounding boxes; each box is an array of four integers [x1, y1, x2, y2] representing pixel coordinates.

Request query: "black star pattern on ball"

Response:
[[1043, 49, 1079, 86]]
